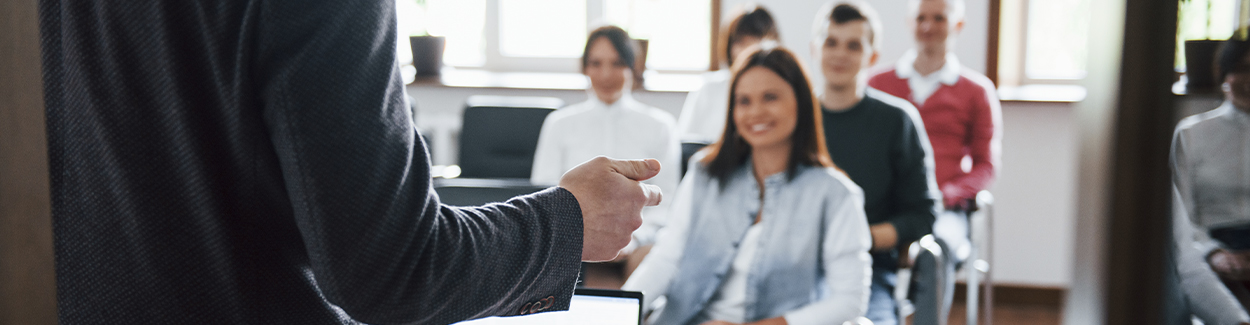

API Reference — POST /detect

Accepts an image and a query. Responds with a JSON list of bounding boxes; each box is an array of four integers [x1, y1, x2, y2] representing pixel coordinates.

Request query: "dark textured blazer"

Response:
[[39, 0, 584, 324]]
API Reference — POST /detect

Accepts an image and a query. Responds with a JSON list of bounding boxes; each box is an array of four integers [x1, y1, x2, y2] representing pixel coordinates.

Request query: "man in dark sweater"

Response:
[[811, 2, 942, 325], [39, 0, 662, 324]]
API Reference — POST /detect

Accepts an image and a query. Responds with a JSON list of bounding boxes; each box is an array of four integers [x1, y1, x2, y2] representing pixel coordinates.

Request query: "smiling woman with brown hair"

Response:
[[623, 44, 871, 325]]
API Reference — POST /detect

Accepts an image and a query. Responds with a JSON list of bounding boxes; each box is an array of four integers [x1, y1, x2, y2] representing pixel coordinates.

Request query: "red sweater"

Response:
[[869, 68, 1002, 208]]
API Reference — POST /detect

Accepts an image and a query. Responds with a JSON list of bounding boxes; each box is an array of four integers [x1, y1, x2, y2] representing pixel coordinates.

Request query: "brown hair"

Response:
[[1218, 25, 1250, 83], [581, 25, 636, 73], [718, 5, 781, 67], [700, 45, 834, 186], [813, 0, 883, 52]]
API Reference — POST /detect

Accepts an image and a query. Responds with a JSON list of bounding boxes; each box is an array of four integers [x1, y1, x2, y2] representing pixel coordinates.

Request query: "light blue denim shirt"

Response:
[[623, 157, 872, 325]]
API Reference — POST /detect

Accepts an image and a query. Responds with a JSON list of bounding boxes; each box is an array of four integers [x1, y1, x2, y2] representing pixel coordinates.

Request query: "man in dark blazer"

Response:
[[38, 0, 661, 324]]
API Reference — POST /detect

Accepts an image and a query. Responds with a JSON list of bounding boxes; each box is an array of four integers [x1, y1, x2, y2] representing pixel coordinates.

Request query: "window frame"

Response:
[[446, 0, 718, 74], [994, 0, 1091, 87]]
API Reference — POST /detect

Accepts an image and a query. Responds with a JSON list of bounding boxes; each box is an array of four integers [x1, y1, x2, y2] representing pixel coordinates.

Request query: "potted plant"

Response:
[[1179, 0, 1233, 91], [408, 0, 445, 77]]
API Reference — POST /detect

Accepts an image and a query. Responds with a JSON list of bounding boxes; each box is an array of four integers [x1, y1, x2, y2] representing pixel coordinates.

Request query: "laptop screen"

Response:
[[455, 289, 642, 325]]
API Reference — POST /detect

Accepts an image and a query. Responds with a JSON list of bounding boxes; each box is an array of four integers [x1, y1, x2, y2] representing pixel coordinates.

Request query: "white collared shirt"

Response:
[[895, 49, 962, 106], [531, 93, 682, 246]]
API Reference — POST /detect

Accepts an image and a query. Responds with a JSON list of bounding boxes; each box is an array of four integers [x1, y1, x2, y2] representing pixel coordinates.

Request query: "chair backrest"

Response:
[[433, 178, 549, 207], [680, 142, 710, 178], [458, 95, 563, 179]]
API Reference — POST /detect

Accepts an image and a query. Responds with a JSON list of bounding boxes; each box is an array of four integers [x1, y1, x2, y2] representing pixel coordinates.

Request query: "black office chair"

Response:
[[432, 178, 549, 207], [680, 141, 710, 177], [457, 95, 563, 179]]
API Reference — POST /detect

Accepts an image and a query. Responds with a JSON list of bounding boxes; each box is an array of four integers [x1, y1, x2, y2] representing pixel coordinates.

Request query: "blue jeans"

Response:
[[866, 263, 898, 325]]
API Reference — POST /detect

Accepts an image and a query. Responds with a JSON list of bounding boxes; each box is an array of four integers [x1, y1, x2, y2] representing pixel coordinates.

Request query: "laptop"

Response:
[[455, 288, 644, 325]]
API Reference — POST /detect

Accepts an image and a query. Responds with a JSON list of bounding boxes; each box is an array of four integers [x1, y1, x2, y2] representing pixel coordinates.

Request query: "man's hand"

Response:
[[559, 156, 663, 262], [1208, 249, 1250, 281]]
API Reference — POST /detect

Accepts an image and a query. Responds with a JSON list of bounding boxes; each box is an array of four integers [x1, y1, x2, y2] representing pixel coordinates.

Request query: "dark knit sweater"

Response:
[[822, 90, 941, 270]]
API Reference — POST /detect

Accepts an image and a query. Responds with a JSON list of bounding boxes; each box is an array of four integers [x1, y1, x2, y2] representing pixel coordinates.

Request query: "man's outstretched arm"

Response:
[[253, 0, 659, 323]]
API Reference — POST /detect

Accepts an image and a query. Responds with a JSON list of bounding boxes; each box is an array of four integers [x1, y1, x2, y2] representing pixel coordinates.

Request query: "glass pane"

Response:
[[1176, 0, 1236, 70], [499, 0, 587, 58], [603, 0, 711, 71], [396, 0, 486, 67], [1024, 0, 1091, 80]]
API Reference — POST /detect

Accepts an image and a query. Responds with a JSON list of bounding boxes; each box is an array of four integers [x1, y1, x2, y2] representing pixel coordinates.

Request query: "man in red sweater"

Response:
[[868, 0, 1002, 321]]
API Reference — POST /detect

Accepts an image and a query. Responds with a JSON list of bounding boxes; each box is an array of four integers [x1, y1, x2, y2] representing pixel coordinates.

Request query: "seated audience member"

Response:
[[532, 26, 681, 256], [622, 44, 872, 325], [812, 2, 941, 324], [1171, 32, 1250, 324], [867, 0, 1001, 321], [677, 4, 781, 143]]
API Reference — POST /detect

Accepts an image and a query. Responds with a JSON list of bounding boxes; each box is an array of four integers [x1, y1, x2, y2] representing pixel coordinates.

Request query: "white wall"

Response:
[[992, 101, 1077, 286]]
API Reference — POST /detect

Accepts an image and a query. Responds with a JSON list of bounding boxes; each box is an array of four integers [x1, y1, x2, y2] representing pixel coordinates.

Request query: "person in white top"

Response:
[[677, 5, 781, 144], [532, 25, 681, 262], [1170, 32, 1250, 325]]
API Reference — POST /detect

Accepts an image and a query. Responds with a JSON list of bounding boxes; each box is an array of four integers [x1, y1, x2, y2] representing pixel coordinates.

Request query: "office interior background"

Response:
[[1, 0, 1247, 324]]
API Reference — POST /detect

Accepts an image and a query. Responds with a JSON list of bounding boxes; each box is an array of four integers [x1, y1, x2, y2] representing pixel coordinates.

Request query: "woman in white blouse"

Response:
[[623, 44, 871, 325], [1171, 32, 1250, 324], [531, 25, 681, 254], [677, 5, 781, 144]]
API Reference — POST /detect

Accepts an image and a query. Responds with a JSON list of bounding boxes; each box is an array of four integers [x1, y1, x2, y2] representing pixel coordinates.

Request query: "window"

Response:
[[1175, 0, 1237, 71], [397, 0, 712, 74], [997, 0, 1093, 86]]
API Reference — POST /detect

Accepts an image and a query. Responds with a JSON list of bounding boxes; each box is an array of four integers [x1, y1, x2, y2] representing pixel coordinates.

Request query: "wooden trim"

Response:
[[709, 0, 721, 71], [0, 0, 58, 324], [987, 0, 1000, 86], [1103, 1, 1180, 324], [953, 284, 1066, 308]]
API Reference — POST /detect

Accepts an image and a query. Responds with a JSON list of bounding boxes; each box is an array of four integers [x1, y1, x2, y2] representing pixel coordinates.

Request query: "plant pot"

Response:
[[1185, 39, 1222, 91], [410, 36, 446, 77]]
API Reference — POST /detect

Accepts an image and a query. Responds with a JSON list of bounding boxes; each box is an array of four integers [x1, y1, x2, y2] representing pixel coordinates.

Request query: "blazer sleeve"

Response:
[[886, 102, 941, 246], [253, 1, 582, 324]]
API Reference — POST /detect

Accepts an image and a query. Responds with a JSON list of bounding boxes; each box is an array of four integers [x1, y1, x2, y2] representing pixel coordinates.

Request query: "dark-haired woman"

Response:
[[1171, 28, 1250, 324], [623, 45, 871, 325], [532, 26, 681, 253], [677, 4, 781, 143]]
